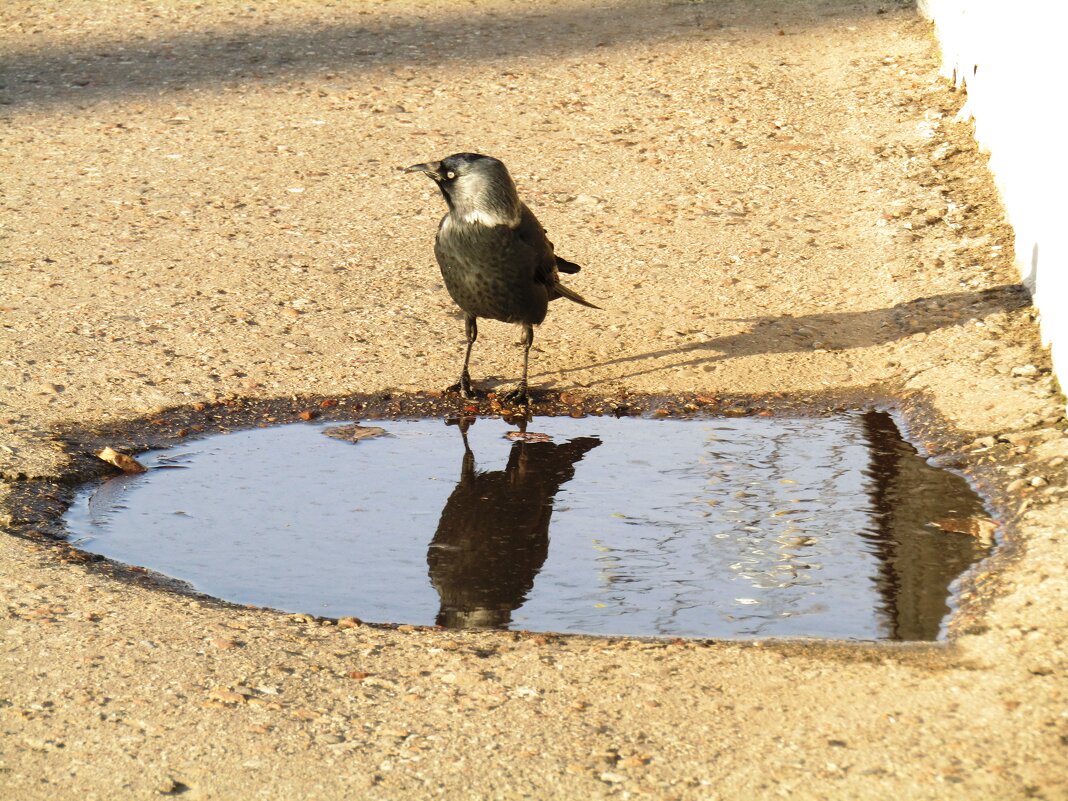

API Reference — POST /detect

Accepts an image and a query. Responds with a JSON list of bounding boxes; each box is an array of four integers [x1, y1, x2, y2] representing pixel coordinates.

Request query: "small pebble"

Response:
[[156, 777, 179, 795]]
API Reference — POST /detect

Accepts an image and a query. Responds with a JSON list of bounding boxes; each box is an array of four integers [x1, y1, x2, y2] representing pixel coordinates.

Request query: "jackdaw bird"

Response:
[[404, 153, 599, 404]]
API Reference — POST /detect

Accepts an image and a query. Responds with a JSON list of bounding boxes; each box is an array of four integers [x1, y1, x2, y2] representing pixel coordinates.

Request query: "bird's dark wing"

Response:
[[516, 204, 581, 287], [514, 204, 599, 309]]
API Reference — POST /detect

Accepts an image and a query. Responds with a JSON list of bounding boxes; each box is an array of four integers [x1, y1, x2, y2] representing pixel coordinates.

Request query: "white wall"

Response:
[[919, 1, 1066, 385]]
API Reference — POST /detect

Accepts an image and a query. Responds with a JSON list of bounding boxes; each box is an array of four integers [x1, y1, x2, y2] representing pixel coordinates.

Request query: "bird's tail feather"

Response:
[[553, 282, 601, 310]]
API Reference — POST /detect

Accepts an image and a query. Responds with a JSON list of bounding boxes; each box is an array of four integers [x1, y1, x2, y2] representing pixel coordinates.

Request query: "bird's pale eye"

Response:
[[446, 170, 456, 180]]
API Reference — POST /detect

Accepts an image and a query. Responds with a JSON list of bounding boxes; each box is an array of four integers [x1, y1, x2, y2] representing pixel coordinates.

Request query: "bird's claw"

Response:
[[446, 376, 477, 400], [502, 385, 530, 407]]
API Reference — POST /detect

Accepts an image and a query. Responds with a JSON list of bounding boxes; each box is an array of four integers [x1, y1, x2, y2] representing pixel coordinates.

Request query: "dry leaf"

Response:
[[322, 424, 389, 443], [505, 431, 552, 442], [96, 446, 146, 473], [931, 517, 997, 543]]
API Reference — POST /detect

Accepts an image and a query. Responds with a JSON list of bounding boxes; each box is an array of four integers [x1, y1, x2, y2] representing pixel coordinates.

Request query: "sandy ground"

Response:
[[2, 0, 1067, 798]]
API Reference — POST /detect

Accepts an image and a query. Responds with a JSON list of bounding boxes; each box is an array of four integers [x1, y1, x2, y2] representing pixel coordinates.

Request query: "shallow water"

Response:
[[64, 411, 993, 639]]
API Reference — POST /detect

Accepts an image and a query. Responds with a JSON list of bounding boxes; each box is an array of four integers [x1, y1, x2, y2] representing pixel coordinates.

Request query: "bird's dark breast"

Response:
[[434, 221, 549, 325]]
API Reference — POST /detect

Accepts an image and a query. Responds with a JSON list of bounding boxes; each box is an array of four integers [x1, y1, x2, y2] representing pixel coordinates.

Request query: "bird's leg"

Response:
[[447, 315, 478, 399], [504, 323, 533, 406], [445, 414, 476, 476]]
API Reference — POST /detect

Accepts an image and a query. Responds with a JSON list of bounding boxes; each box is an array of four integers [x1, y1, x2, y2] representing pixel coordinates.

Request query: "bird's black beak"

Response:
[[404, 160, 443, 180]]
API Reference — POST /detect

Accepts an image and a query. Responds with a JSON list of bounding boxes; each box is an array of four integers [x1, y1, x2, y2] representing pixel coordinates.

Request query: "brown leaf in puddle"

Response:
[[322, 424, 389, 443], [505, 431, 553, 442], [931, 517, 997, 542], [96, 447, 147, 474], [298, 410, 317, 421]]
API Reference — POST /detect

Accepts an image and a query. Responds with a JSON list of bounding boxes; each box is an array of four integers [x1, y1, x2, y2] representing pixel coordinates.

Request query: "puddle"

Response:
[[63, 411, 994, 640]]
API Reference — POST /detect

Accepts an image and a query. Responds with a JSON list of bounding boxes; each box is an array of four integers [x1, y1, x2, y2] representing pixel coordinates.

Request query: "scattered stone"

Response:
[[1011, 364, 1039, 377], [571, 194, 602, 207], [998, 429, 1061, 446], [922, 208, 945, 225], [208, 688, 247, 705], [337, 616, 362, 629], [156, 776, 180, 795]]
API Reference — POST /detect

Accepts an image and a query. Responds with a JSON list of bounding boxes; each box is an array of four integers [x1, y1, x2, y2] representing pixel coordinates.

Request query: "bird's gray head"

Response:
[[404, 153, 522, 227]]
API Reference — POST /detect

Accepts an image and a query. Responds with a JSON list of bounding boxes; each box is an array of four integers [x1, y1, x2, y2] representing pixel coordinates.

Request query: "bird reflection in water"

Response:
[[427, 417, 600, 629]]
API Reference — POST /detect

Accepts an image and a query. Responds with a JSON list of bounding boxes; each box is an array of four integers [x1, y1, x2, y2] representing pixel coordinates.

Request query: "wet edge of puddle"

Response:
[[1, 386, 1049, 661]]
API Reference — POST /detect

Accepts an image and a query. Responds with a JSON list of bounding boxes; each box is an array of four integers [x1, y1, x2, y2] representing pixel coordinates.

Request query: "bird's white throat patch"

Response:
[[460, 209, 520, 227]]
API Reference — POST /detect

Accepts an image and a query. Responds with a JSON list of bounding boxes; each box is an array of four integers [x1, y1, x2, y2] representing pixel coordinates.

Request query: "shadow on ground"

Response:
[[1, 0, 908, 110], [548, 284, 1030, 385]]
